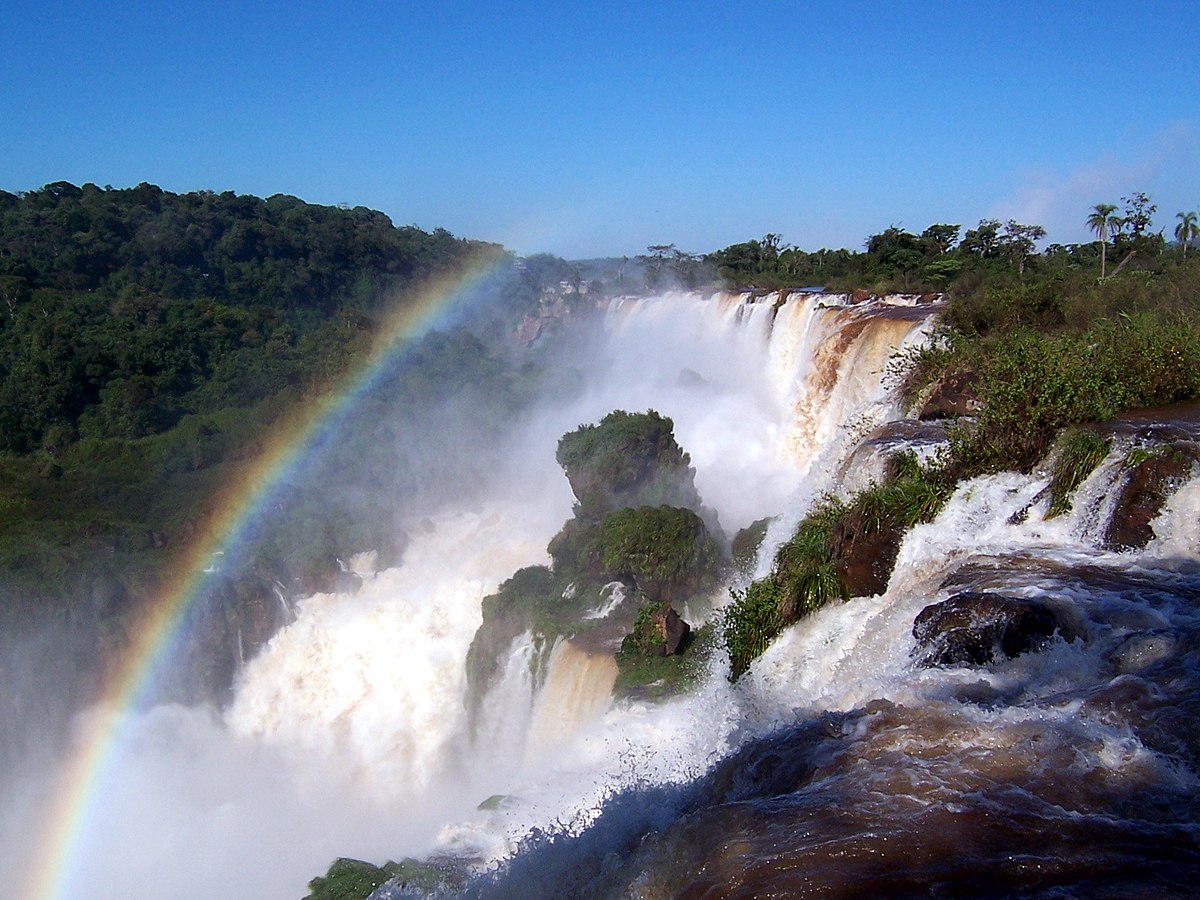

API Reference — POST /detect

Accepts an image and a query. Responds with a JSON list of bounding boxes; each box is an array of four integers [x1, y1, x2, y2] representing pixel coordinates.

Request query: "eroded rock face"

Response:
[[635, 604, 691, 657], [1103, 448, 1197, 550], [918, 370, 981, 420], [833, 515, 903, 599], [555, 410, 703, 518], [912, 592, 1069, 668]]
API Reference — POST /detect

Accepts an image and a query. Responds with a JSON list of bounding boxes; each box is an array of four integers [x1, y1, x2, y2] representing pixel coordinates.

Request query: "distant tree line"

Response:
[[705, 191, 1188, 292], [0, 181, 507, 452]]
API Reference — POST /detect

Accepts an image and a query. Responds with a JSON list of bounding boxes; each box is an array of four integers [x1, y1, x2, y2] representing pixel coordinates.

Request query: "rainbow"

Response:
[[24, 256, 509, 900]]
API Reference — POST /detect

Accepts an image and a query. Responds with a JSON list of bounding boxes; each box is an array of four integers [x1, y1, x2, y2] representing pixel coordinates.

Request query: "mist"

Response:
[[0, 288, 802, 900]]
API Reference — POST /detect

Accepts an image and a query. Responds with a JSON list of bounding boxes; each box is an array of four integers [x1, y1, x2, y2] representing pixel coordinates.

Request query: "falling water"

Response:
[[21, 289, 1197, 899]]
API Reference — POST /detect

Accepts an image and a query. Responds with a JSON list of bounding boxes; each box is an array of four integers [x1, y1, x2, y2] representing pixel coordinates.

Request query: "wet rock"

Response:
[[832, 514, 903, 599], [334, 569, 363, 594], [1103, 447, 1197, 551], [632, 603, 691, 656], [918, 369, 981, 420], [1109, 631, 1177, 674], [912, 591, 1068, 667]]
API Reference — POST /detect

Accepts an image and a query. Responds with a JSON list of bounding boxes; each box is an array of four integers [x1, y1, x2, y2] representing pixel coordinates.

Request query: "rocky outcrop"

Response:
[[555, 409, 705, 520], [1103, 446, 1198, 550], [912, 592, 1070, 667], [918, 370, 981, 420], [832, 514, 903, 599], [630, 603, 691, 657]]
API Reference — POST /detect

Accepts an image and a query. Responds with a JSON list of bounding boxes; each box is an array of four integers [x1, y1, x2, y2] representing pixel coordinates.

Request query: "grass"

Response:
[[723, 453, 953, 681], [1046, 428, 1110, 518]]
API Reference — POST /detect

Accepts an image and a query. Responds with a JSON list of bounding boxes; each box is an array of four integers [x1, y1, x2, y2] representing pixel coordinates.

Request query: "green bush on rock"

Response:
[[305, 856, 457, 900], [724, 454, 952, 681], [1046, 428, 1110, 518], [555, 409, 702, 516], [595, 506, 720, 603]]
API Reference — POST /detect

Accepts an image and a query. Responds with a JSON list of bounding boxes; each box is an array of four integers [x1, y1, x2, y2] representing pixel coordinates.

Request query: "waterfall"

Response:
[[8, 288, 1010, 900], [527, 640, 617, 757]]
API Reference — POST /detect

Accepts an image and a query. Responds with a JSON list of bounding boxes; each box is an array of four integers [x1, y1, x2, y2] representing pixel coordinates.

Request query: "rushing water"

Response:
[[6, 290, 1199, 899]]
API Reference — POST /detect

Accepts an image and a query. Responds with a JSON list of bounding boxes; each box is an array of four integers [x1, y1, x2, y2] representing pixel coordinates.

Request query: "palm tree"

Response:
[[1176, 211, 1199, 258], [1087, 203, 1120, 277]]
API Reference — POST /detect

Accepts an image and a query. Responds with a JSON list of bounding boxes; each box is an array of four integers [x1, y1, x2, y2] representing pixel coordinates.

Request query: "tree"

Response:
[[920, 223, 960, 255], [1175, 211, 1198, 258], [960, 219, 1002, 259], [999, 220, 1047, 275], [1122, 192, 1156, 237], [1086, 203, 1120, 277]]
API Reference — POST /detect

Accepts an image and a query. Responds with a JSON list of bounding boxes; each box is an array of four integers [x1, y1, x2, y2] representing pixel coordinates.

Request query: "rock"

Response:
[[918, 370, 981, 420], [632, 603, 691, 656], [1110, 631, 1177, 674], [912, 591, 1067, 667], [555, 410, 703, 517], [1103, 448, 1196, 551], [654, 605, 691, 656], [833, 514, 902, 599]]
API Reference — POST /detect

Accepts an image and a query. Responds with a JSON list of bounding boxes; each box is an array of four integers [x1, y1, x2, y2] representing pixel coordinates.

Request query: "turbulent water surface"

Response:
[[5, 290, 1200, 899]]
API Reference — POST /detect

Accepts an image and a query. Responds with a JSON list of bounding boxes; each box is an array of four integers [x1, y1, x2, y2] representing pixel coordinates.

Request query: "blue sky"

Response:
[[3, 1, 1197, 258]]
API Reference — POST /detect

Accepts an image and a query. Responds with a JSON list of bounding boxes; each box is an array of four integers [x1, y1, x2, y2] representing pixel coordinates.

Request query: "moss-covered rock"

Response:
[[467, 410, 730, 717], [304, 857, 397, 900], [464, 565, 558, 730], [555, 409, 702, 517], [1103, 443, 1199, 550], [615, 618, 711, 702], [730, 517, 771, 578], [594, 506, 721, 604], [305, 856, 461, 900]]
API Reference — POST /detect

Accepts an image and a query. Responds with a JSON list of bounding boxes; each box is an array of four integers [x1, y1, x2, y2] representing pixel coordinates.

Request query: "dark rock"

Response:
[[649, 604, 691, 656], [832, 514, 903, 599], [1103, 447, 1197, 551], [912, 591, 1068, 667], [918, 370, 981, 420]]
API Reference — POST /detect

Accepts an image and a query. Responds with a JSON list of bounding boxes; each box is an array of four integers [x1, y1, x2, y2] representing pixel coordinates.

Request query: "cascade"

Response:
[[39, 287, 1194, 900], [526, 639, 618, 757]]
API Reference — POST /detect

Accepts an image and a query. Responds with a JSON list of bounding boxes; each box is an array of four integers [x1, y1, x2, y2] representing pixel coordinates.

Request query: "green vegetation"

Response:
[[1046, 429, 1111, 518], [724, 455, 953, 681], [305, 856, 457, 899], [615, 619, 713, 701], [932, 297, 1200, 472], [715, 191, 1200, 680], [0, 182, 512, 453], [0, 182, 585, 747], [555, 409, 702, 516], [595, 506, 720, 603], [469, 413, 723, 715]]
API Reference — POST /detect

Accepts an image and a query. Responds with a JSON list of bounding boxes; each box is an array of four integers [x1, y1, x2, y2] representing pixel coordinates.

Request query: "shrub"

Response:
[[594, 505, 720, 603], [724, 578, 787, 681]]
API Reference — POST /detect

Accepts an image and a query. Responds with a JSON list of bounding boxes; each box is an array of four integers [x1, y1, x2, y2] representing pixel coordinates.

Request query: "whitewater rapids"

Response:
[[11, 289, 1200, 899]]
